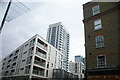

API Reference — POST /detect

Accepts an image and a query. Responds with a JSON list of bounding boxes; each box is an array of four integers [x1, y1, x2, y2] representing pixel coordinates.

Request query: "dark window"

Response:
[[23, 51, 27, 54], [46, 70, 48, 77], [25, 44, 28, 47], [47, 62, 49, 68], [20, 68, 24, 70], [22, 59, 25, 62], [97, 55, 106, 67], [16, 49, 19, 53]]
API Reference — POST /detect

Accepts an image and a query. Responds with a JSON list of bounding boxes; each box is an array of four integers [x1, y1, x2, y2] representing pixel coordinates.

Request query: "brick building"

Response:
[[83, 2, 120, 80]]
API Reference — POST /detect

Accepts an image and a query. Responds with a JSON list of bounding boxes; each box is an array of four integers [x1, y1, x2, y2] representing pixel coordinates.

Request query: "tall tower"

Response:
[[47, 22, 70, 71], [83, 2, 120, 80]]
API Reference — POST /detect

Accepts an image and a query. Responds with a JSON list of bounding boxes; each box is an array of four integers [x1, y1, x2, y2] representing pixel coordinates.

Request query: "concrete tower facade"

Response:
[[47, 22, 70, 71]]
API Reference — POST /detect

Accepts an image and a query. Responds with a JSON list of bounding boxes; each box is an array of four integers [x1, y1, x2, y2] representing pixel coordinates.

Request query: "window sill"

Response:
[[92, 12, 100, 16], [95, 46, 105, 49], [94, 28, 102, 31], [97, 66, 106, 69]]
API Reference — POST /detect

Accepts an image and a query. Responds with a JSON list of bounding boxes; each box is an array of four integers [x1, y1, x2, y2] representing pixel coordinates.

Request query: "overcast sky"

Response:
[[1, 0, 91, 61]]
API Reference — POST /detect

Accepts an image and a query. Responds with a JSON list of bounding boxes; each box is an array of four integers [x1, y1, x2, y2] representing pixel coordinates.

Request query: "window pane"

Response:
[[97, 55, 105, 67], [94, 19, 102, 30], [94, 19, 101, 25], [92, 5, 100, 15], [96, 36, 104, 48]]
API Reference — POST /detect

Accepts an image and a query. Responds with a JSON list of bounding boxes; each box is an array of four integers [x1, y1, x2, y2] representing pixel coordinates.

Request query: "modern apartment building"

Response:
[[83, 2, 120, 80], [69, 61, 85, 79], [75, 55, 84, 63], [1, 34, 63, 80], [47, 22, 70, 71]]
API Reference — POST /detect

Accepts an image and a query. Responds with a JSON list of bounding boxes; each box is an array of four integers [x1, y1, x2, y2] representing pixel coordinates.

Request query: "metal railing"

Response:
[[34, 60, 45, 67], [37, 43, 47, 51], [33, 70, 44, 76], [36, 52, 46, 59]]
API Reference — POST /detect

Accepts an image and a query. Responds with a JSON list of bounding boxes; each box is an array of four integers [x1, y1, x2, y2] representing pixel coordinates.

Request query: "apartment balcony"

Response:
[[2, 72, 6, 76], [36, 47, 46, 59], [25, 65, 30, 74], [37, 43, 47, 51], [10, 69, 15, 75], [29, 38, 35, 47], [34, 56, 46, 67], [36, 52, 46, 59], [26, 56, 32, 64], [34, 60, 45, 67], [33, 66, 44, 76], [33, 70, 44, 76], [28, 47, 34, 56], [4, 71, 10, 76], [37, 39, 47, 51]]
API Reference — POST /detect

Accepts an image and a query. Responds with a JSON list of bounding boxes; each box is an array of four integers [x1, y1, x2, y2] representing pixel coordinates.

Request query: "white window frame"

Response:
[[94, 19, 102, 30], [92, 5, 100, 15], [97, 55, 106, 68], [95, 35, 104, 48]]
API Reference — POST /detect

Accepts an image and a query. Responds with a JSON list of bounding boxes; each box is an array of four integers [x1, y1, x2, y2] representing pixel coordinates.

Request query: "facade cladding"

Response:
[[47, 22, 70, 71], [83, 2, 120, 80], [1, 34, 63, 80]]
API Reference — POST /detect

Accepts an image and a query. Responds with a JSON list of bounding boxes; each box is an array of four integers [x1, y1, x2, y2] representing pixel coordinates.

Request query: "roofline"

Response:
[[49, 22, 69, 34]]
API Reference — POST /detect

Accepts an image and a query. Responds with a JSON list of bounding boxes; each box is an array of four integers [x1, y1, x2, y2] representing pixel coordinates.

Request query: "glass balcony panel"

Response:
[[29, 39, 35, 47], [28, 48, 34, 55], [34, 60, 45, 67], [36, 52, 46, 59], [25, 66, 30, 74], [37, 43, 43, 48], [37, 42, 47, 51], [33, 69, 44, 76]]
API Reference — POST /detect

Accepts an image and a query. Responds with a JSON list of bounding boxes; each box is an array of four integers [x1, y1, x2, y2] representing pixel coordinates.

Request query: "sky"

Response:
[[1, 0, 91, 61]]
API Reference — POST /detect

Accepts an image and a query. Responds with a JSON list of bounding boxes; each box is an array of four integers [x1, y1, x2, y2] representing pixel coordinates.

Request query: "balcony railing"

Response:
[[36, 52, 46, 59], [25, 70, 29, 74], [10, 72, 15, 75], [33, 70, 44, 76], [34, 60, 45, 67], [37, 43, 47, 51], [29, 39, 35, 47]]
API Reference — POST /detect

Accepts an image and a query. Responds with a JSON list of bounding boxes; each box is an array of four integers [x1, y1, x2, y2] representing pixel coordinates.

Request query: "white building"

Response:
[[47, 22, 70, 71], [69, 61, 85, 79], [1, 34, 63, 80]]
